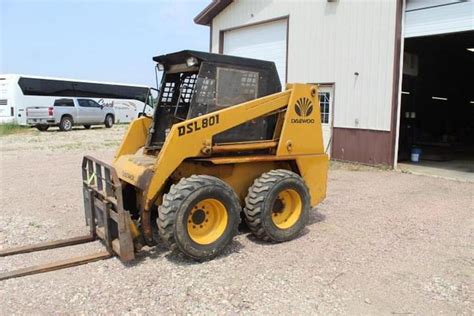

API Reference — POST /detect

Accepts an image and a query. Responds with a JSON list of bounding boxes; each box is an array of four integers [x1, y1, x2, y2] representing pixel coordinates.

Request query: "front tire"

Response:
[[36, 125, 49, 131], [158, 175, 240, 260], [244, 169, 310, 242], [59, 116, 73, 131], [105, 115, 113, 128]]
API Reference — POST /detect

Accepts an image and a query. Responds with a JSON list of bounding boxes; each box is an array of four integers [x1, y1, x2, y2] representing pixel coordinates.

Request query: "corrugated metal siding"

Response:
[[211, 0, 398, 131]]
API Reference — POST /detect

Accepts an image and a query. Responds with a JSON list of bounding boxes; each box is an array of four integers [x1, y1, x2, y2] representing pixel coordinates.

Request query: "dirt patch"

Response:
[[0, 126, 472, 314]]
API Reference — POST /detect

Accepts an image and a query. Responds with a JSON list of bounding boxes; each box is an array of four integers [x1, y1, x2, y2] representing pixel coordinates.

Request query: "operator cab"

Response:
[[146, 50, 282, 150]]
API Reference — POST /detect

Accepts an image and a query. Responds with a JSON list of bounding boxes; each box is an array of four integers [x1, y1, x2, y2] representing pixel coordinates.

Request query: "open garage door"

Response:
[[405, 1, 474, 38], [398, 30, 474, 182], [223, 19, 287, 86], [398, 1, 474, 181]]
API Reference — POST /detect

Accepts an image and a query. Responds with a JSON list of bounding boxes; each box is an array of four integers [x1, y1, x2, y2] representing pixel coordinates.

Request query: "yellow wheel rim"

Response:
[[271, 189, 302, 229], [187, 198, 228, 245]]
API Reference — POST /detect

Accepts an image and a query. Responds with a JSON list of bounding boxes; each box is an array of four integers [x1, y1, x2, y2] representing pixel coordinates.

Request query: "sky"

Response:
[[0, 0, 210, 87]]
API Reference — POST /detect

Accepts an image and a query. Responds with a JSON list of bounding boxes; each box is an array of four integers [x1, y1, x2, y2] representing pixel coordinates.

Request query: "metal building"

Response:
[[194, 0, 474, 175]]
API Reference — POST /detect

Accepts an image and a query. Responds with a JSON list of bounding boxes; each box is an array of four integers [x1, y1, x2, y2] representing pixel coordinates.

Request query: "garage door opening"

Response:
[[397, 31, 474, 182], [222, 18, 288, 86]]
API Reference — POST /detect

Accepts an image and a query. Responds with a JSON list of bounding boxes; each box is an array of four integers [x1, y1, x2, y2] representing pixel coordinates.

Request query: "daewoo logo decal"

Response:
[[295, 97, 313, 117], [292, 97, 315, 124]]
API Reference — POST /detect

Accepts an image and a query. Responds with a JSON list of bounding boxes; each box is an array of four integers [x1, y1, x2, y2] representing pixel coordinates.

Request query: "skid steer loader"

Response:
[[0, 51, 328, 280]]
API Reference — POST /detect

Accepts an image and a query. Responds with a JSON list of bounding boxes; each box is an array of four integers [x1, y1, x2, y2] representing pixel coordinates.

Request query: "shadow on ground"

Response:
[[244, 208, 326, 245], [120, 208, 325, 267]]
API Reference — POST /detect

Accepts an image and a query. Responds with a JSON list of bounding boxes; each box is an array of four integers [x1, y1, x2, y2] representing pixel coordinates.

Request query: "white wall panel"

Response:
[[211, 0, 398, 131]]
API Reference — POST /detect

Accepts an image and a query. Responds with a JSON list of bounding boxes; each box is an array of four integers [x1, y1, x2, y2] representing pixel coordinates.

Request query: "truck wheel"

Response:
[[158, 175, 240, 260], [105, 115, 113, 128], [83, 125, 91, 129], [36, 125, 49, 132], [244, 169, 310, 242], [59, 116, 73, 131]]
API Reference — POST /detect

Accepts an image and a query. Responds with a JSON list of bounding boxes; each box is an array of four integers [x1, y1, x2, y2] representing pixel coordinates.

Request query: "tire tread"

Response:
[[243, 169, 309, 242], [158, 175, 239, 251]]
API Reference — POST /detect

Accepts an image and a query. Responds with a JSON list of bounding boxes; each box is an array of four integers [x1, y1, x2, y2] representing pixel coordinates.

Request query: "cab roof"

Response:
[[152, 50, 279, 73]]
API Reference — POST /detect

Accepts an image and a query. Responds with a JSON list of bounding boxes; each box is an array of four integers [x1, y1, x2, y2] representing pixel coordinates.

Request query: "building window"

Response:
[[319, 92, 330, 124]]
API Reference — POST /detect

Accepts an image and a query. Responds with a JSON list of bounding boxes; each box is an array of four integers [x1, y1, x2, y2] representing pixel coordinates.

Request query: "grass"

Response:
[[0, 122, 28, 136]]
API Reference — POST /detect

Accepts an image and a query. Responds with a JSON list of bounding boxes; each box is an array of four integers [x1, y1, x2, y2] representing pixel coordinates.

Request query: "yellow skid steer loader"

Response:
[[0, 51, 328, 279]]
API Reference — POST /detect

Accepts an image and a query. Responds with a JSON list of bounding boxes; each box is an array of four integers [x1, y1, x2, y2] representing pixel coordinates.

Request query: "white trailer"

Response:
[[0, 74, 153, 125]]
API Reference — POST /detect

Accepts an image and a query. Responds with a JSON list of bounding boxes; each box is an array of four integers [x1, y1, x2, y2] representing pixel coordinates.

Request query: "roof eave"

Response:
[[194, 0, 233, 26]]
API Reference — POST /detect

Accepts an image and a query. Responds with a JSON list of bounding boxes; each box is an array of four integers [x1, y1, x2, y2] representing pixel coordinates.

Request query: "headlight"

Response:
[[186, 57, 198, 67], [157, 63, 164, 71]]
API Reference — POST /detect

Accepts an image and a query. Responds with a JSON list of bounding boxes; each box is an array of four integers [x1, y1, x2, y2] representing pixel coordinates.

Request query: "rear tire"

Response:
[[105, 115, 113, 128], [244, 169, 310, 242], [83, 125, 91, 129], [158, 175, 240, 260], [59, 116, 73, 131], [36, 125, 49, 132]]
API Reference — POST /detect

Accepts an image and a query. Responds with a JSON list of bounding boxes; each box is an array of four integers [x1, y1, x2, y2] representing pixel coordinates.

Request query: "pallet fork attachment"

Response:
[[82, 155, 135, 262], [0, 156, 135, 281]]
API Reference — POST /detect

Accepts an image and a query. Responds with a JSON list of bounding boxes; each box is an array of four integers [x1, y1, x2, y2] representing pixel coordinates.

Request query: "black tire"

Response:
[[59, 116, 73, 131], [36, 125, 49, 131], [105, 115, 114, 128], [158, 175, 241, 260], [244, 169, 310, 242], [83, 125, 91, 129]]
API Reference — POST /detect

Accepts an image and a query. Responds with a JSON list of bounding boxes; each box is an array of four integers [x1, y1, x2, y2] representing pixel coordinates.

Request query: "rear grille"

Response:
[[0, 99, 7, 106]]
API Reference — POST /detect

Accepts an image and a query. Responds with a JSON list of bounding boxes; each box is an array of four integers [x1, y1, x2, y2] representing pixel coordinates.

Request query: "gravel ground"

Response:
[[0, 126, 473, 315]]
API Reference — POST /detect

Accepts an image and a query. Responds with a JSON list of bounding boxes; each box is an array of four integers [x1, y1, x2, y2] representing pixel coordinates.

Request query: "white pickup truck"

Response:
[[27, 98, 115, 131]]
